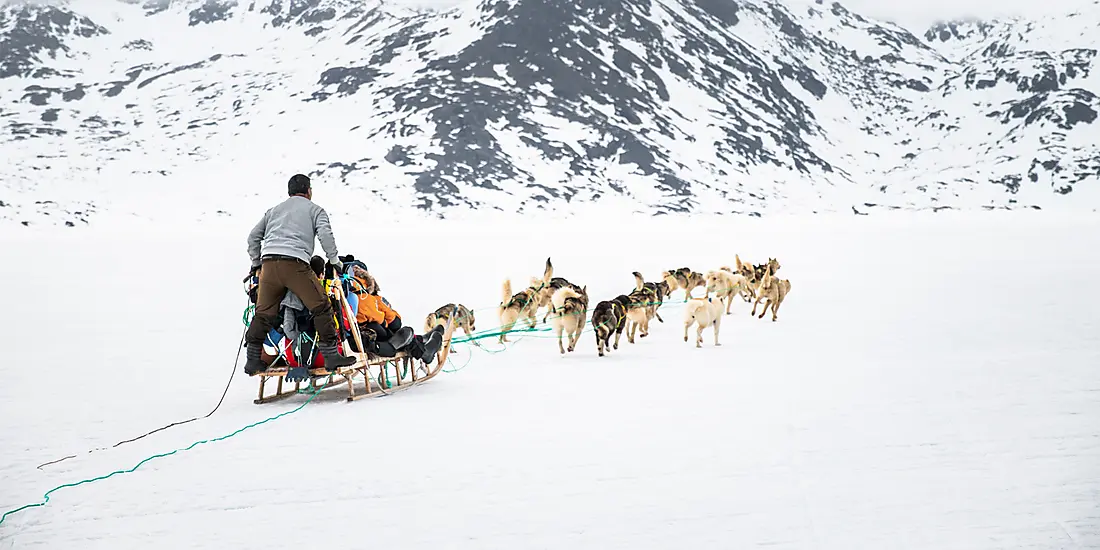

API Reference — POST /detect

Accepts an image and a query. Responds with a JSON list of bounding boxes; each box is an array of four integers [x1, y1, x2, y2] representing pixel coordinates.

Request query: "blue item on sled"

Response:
[[285, 366, 309, 383]]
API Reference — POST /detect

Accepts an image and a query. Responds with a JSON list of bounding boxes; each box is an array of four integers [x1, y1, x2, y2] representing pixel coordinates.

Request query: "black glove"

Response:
[[243, 263, 261, 283]]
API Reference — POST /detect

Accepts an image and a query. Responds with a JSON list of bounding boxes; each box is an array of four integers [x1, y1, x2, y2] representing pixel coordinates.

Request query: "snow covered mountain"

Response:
[[0, 0, 1097, 226]]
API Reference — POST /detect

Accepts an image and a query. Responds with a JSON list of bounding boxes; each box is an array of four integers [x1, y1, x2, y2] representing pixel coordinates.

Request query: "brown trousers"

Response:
[[245, 257, 339, 348]]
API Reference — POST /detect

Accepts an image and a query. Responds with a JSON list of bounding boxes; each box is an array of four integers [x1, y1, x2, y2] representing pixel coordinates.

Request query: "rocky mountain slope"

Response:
[[0, 0, 1096, 226]]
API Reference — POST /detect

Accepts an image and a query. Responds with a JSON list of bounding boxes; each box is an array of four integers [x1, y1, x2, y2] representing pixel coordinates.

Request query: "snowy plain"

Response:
[[1, 210, 1099, 549]]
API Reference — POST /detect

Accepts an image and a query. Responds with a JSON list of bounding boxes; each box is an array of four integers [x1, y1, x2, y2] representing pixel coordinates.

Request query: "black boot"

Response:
[[319, 344, 357, 370], [244, 343, 268, 375], [420, 326, 446, 364], [387, 326, 414, 350]]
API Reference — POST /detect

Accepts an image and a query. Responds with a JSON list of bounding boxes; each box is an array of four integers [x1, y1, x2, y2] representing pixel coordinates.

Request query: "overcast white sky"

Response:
[[816, 0, 1088, 29], [387, 0, 1089, 31]]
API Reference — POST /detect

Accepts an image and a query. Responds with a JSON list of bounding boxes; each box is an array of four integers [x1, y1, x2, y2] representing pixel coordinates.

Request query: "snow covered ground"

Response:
[[1, 211, 1099, 549]]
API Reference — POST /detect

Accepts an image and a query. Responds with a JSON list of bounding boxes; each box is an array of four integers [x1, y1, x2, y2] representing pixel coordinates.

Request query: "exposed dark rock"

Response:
[[0, 4, 109, 79], [189, 0, 238, 26], [137, 54, 228, 89]]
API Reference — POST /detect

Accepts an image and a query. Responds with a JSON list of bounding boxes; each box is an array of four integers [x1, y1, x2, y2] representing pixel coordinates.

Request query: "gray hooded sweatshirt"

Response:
[[247, 195, 340, 266], [280, 290, 307, 343]]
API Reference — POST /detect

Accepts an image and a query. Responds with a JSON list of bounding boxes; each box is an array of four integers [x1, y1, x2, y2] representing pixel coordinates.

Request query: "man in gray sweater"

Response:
[[243, 174, 357, 375]]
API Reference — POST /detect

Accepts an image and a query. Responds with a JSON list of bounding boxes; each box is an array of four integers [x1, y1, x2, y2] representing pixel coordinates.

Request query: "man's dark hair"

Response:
[[288, 174, 311, 196]]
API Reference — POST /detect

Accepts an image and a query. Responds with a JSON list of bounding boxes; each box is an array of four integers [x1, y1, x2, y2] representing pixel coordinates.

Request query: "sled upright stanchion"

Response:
[[250, 273, 458, 404]]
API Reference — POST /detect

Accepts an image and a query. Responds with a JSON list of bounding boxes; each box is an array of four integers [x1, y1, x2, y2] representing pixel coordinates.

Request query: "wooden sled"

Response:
[[252, 275, 457, 404]]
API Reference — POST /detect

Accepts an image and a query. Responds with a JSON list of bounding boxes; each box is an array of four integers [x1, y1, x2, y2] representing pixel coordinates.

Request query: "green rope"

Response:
[[0, 285, 689, 529], [0, 386, 324, 528]]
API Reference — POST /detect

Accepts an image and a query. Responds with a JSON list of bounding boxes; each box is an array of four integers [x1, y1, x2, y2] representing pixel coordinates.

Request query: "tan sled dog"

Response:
[[730, 255, 781, 302], [632, 271, 666, 323], [623, 276, 660, 343], [662, 267, 705, 300], [705, 269, 752, 315], [425, 303, 476, 352], [683, 294, 724, 348], [549, 286, 588, 354], [498, 278, 542, 343], [538, 257, 584, 322], [750, 265, 791, 322]]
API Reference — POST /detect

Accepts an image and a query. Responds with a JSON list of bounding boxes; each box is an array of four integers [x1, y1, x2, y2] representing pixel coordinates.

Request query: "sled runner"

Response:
[[248, 268, 457, 404]]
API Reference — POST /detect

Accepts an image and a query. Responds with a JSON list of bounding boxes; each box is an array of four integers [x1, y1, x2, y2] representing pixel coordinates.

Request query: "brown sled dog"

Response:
[[662, 267, 705, 301], [498, 277, 543, 343], [750, 264, 791, 322], [538, 257, 585, 322], [631, 271, 669, 323], [549, 286, 588, 354], [424, 303, 476, 352], [591, 298, 627, 357]]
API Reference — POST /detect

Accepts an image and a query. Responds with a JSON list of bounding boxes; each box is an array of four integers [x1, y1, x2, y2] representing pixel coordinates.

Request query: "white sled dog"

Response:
[[705, 269, 752, 315], [683, 294, 725, 348]]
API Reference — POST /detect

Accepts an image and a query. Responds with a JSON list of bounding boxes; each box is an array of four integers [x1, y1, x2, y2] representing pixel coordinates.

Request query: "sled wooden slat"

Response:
[[254, 373, 348, 404], [251, 275, 457, 404]]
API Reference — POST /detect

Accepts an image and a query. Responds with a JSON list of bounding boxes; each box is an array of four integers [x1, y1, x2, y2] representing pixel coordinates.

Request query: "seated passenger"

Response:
[[349, 266, 446, 363], [349, 266, 403, 339]]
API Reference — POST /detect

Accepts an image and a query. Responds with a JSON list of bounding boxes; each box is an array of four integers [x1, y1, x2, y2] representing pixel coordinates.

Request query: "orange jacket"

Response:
[[351, 275, 399, 325]]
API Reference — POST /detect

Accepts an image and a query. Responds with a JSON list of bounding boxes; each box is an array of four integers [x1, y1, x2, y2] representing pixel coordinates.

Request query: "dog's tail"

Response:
[[720, 265, 733, 273], [735, 254, 744, 272], [543, 257, 553, 284], [632, 271, 645, 292], [551, 285, 579, 310], [594, 310, 611, 339], [501, 278, 513, 307]]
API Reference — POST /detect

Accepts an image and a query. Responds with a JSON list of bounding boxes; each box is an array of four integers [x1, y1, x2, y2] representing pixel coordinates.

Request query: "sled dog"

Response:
[[550, 285, 588, 354], [705, 269, 752, 315], [623, 284, 657, 344], [591, 298, 627, 357], [750, 265, 791, 322], [631, 271, 669, 323], [730, 255, 781, 302], [498, 277, 542, 343], [424, 303, 476, 352], [538, 257, 585, 322], [684, 295, 725, 348], [662, 267, 705, 300]]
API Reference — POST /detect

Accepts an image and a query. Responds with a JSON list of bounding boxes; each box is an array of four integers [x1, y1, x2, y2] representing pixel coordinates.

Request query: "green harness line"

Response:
[[0, 281, 686, 530], [0, 384, 324, 529]]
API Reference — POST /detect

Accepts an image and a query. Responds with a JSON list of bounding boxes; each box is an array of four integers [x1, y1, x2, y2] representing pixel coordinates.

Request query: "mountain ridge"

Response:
[[1, 0, 1097, 226]]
